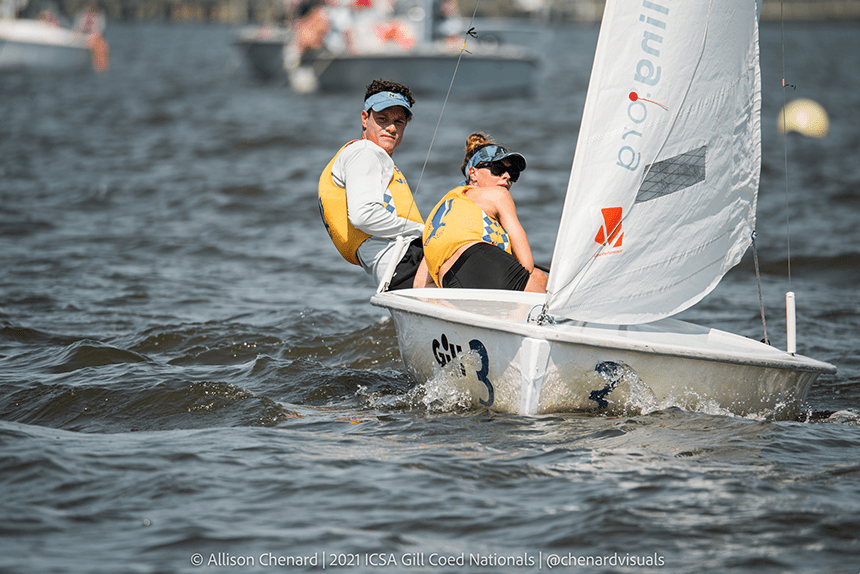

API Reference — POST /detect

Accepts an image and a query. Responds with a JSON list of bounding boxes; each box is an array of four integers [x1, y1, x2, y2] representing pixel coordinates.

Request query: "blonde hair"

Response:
[[460, 132, 497, 176]]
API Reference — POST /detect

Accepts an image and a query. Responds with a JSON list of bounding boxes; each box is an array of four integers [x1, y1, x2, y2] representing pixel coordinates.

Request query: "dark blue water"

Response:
[[2, 21, 859, 574]]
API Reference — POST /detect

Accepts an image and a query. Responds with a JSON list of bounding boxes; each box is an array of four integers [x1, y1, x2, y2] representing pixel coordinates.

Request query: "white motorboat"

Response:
[[0, 17, 91, 70], [235, 0, 539, 96], [0, 0, 107, 72]]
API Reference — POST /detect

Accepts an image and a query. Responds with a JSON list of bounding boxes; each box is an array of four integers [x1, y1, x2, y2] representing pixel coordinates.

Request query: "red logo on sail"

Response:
[[594, 207, 623, 250]]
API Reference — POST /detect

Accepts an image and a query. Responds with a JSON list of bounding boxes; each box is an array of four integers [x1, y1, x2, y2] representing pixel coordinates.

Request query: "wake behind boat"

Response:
[[371, 0, 836, 419]]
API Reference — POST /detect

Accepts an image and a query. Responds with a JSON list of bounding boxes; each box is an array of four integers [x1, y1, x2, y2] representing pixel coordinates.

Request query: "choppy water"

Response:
[[2, 21, 859, 574]]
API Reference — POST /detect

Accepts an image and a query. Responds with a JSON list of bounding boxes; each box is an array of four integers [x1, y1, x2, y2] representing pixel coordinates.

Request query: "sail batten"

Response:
[[546, 0, 761, 325]]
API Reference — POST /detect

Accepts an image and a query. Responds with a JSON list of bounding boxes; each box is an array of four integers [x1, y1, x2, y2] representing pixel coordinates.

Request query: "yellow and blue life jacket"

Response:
[[423, 186, 511, 285], [318, 141, 423, 266]]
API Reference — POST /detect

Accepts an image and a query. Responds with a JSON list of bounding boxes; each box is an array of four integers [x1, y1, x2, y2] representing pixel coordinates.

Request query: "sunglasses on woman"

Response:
[[477, 161, 520, 183]]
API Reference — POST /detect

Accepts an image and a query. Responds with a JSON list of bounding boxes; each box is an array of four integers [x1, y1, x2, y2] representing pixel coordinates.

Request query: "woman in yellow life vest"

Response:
[[423, 133, 548, 292]]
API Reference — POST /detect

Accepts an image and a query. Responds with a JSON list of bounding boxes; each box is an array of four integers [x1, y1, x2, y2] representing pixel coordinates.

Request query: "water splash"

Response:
[[823, 410, 860, 426], [354, 353, 478, 413], [412, 353, 480, 412], [589, 361, 659, 416], [589, 363, 798, 421]]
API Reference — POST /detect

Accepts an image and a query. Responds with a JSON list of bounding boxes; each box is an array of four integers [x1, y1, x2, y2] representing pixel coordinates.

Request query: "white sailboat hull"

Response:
[[371, 289, 836, 420], [0, 19, 90, 71]]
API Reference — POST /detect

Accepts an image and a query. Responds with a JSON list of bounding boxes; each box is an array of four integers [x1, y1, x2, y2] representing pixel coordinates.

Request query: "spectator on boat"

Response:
[[77, 2, 109, 73], [338, 0, 417, 54], [320, 0, 352, 53], [318, 79, 432, 290], [433, 0, 464, 43], [290, 0, 330, 55], [422, 132, 547, 292], [280, 0, 330, 92]]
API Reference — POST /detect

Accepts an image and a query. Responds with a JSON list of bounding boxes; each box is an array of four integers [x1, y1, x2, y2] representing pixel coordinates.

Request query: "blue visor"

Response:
[[463, 145, 527, 182], [364, 91, 413, 118]]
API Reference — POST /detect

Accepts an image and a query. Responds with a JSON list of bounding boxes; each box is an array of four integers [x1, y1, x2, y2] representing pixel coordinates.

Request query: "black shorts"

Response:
[[441, 243, 530, 291], [388, 237, 425, 291]]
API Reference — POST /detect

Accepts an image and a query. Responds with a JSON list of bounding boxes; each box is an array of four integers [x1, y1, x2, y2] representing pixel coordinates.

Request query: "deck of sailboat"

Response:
[[371, 288, 837, 375]]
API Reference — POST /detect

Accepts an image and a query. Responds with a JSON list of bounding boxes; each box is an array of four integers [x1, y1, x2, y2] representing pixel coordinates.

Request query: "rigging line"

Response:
[[409, 0, 483, 205], [377, 0, 483, 291], [751, 231, 770, 344], [780, 0, 793, 291]]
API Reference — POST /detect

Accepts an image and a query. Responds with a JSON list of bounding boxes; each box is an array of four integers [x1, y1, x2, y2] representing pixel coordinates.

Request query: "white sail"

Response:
[[546, 0, 762, 324]]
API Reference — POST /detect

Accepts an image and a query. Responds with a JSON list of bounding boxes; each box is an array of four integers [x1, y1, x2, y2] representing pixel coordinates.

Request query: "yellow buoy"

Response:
[[777, 98, 830, 138]]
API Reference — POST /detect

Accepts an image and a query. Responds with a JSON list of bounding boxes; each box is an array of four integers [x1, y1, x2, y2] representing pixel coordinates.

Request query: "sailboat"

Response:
[[370, 0, 836, 419]]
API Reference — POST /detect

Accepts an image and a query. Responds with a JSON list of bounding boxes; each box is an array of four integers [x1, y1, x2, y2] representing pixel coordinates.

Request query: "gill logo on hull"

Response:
[[431, 335, 494, 407]]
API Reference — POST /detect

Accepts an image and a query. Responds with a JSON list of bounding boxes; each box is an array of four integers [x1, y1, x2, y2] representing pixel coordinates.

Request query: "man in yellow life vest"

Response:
[[318, 79, 431, 290]]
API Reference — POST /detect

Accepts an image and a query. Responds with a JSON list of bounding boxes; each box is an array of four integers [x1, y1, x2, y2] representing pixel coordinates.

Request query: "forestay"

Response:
[[546, 0, 762, 324]]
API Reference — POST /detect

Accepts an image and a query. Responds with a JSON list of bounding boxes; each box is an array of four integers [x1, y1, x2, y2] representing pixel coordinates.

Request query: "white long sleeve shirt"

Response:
[[331, 139, 423, 285]]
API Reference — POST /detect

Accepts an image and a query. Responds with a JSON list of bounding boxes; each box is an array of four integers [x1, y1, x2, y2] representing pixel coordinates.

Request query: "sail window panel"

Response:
[[636, 145, 707, 203]]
